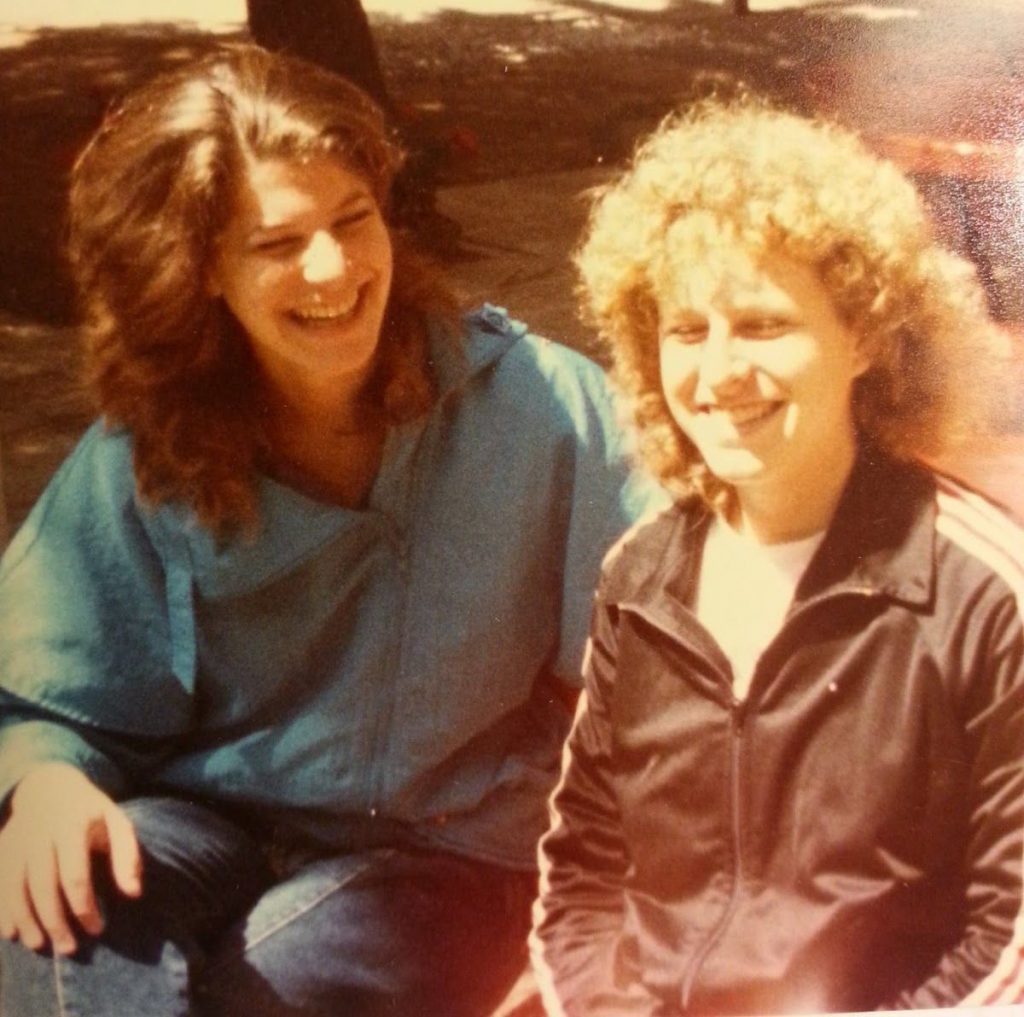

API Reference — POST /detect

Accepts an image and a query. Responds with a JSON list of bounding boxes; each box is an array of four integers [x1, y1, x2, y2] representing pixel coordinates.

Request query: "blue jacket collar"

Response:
[[148, 305, 530, 597], [430, 304, 528, 400]]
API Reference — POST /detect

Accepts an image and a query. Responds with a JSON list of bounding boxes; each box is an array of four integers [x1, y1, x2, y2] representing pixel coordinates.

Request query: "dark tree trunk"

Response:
[[246, 0, 393, 110], [728, 0, 750, 13]]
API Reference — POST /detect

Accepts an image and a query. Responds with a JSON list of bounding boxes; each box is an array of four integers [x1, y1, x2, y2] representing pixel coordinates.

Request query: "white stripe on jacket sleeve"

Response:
[[936, 480, 1024, 1007]]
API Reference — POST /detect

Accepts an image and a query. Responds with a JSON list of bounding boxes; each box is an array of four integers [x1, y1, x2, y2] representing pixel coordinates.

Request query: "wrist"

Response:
[[11, 762, 89, 814]]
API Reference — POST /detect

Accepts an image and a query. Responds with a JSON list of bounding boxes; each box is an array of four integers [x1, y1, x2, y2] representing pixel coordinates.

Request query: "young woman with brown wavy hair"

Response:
[[68, 43, 450, 536], [0, 44, 663, 1017]]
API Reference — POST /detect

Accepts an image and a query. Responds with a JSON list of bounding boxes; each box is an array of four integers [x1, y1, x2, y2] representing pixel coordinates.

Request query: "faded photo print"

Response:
[[0, 3, 1022, 1016]]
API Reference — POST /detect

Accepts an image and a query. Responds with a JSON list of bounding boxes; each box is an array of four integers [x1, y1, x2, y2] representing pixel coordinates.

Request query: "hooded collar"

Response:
[[429, 304, 528, 403], [148, 305, 530, 599]]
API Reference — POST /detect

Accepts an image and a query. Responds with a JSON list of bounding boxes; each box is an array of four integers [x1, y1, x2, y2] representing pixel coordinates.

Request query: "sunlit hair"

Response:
[[68, 43, 458, 537], [576, 99, 1000, 512]]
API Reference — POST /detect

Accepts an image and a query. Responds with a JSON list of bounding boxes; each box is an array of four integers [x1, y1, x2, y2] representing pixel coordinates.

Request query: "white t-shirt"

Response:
[[695, 518, 826, 700]]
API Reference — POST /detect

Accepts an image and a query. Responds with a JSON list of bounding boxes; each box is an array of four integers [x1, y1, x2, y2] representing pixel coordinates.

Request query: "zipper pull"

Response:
[[732, 696, 747, 732]]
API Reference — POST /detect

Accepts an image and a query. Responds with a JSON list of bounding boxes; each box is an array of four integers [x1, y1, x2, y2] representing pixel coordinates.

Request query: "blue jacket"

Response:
[[0, 307, 666, 868]]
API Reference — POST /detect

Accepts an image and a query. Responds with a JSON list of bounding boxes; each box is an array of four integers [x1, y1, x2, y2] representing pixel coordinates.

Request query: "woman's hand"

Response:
[[0, 763, 142, 955]]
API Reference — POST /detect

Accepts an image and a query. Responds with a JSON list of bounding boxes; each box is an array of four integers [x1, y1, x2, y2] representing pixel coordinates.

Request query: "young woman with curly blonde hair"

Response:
[[576, 101, 1008, 517], [532, 102, 1024, 1015]]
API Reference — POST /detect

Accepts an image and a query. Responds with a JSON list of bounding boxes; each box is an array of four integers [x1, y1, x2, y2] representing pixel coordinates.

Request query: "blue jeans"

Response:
[[0, 796, 535, 1016]]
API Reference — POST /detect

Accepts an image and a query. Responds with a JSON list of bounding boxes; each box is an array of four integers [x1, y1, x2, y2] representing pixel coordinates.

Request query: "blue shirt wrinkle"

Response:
[[0, 306, 667, 867]]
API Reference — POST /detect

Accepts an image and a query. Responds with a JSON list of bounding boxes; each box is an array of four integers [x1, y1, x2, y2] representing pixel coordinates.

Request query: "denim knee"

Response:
[[0, 795, 271, 1017], [198, 847, 535, 1017], [120, 795, 272, 944]]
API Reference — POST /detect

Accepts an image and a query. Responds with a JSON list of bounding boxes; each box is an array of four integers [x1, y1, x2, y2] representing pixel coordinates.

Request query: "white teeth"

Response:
[[293, 298, 359, 322]]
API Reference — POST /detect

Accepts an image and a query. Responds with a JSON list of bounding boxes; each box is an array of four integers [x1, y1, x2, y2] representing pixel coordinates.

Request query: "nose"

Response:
[[301, 230, 346, 285], [693, 315, 751, 401]]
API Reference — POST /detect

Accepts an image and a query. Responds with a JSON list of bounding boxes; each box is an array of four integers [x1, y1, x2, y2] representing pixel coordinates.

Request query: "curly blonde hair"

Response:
[[68, 44, 458, 538], [576, 100, 999, 511]]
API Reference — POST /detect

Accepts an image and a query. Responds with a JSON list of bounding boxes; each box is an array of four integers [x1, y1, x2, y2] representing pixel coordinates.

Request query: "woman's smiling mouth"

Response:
[[290, 288, 365, 325], [702, 400, 783, 434]]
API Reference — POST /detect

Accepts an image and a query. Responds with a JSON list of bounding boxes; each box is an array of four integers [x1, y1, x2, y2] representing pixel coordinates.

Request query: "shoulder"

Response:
[[932, 472, 1024, 622], [2, 421, 204, 583], [598, 500, 695, 602], [452, 306, 669, 521], [59, 420, 135, 489], [4, 422, 135, 551], [462, 304, 615, 418]]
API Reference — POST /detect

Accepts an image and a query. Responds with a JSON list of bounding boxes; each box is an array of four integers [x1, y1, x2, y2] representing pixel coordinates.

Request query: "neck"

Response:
[[263, 365, 380, 439], [732, 434, 858, 545]]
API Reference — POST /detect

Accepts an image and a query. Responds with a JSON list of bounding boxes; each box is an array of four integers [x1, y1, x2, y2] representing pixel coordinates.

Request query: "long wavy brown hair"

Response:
[[67, 43, 458, 537], [576, 99, 1006, 514]]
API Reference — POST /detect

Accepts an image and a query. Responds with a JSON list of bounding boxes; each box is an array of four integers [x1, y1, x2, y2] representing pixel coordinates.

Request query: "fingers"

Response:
[[0, 791, 144, 957], [0, 884, 15, 940], [47, 802, 143, 948], [102, 804, 142, 899], [52, 803, 140, 943], [25, 843, 77, 955], [55, 825, 104, 937], [0, 865, 46, 951]]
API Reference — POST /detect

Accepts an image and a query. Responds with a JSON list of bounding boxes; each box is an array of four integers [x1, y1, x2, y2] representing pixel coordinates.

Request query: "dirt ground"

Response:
[[1, 0, 1023, 535]]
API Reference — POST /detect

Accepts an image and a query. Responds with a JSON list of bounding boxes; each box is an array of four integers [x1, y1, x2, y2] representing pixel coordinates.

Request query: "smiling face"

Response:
[[657, 248, 870, 531], [209, 153, 394, 407]]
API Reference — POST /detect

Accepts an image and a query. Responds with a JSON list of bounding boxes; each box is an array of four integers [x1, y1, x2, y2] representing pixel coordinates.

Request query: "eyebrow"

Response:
[[731, 305, 795, 318], [663, 311, 706, 327], [667, 296, 794, 316]]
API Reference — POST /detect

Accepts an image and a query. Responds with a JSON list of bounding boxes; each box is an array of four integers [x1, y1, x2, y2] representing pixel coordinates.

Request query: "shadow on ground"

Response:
[[0, 24, 239, 320]]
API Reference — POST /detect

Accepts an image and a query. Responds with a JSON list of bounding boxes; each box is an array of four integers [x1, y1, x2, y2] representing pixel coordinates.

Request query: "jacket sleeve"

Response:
[[530, 588, 662, 1017], [0, 425, 194, 807], [0, 708, 126, 812], [884, 589, 1024, 1009]]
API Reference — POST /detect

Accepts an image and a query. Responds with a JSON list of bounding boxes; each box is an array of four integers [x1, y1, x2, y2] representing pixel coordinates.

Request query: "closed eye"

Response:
[[735, 317, 794, 339], [665, 322, 708, 345], [250, 207, 375, 255], [253, 234, 301, 255], [332, 207, 375, 233]]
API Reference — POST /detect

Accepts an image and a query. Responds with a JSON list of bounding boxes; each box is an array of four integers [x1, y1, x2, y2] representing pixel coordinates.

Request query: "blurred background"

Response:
[[1, 0, 1022, 539]]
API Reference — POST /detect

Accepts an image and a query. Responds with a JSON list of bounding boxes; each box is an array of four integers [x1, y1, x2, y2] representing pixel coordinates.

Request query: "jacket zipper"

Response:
[[362, 513, 406, 818], [365, 423, 430, 818], [681, 698, 747, 1008], [676, 584, 884, 1006]]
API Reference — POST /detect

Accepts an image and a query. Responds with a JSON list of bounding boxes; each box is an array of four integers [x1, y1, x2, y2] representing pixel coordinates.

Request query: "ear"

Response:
[[850, 330, 874, 379]]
